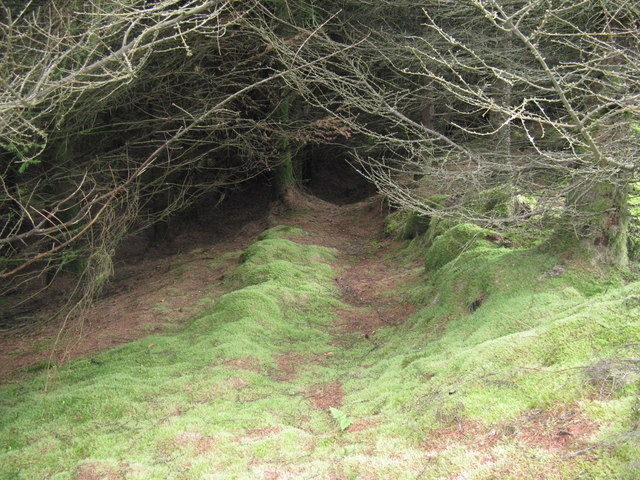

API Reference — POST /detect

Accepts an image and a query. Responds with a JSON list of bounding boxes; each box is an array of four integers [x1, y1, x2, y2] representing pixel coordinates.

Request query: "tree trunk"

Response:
[[578, 181, 628, 268], [550, 181, 629, 269], [273, 94, 296, 198]]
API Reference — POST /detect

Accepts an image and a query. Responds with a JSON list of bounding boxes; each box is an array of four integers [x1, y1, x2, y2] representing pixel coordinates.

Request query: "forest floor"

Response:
[[0, 190, 637, 479], [0, 189, 408, 383], [0, 190, 272, 382]]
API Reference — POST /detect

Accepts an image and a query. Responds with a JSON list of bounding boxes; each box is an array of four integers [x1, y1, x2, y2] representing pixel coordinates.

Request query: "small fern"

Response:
[[329, 407, 353, 431]]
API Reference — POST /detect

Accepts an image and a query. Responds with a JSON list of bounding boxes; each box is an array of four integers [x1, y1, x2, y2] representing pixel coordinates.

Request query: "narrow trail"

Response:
[[274, 193, 419, 414], [287, 194, 416, 334]]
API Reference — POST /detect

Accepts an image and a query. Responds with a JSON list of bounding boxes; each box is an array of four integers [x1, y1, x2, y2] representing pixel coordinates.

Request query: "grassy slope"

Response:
[[343, 244, 640, 478], [0, 222, 638, 479]]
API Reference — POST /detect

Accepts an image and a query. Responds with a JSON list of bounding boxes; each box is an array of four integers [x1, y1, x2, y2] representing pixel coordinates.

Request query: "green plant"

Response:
[[329, 407, 353, 431]]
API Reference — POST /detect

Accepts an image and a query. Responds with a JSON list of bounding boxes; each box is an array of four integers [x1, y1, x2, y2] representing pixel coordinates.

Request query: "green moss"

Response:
[[559, 182, 629, 268], [232, 233, 336, 293], [239, 236, 335, 265], [255, 225, 307, 241], [402, 212, 430, 239], [384, 210, 431, 240], [1, 218, 637, 480], [384, 209, 411, 237], [424, 223, 502, 271], [341, 247, 640, 460], [193, 288, 283, 326], [467, 187, 512, 217], [384, 196, 450, 242], [0, 224, 343, 480]]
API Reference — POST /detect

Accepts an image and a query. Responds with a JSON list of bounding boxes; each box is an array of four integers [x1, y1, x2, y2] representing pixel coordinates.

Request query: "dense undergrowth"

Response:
[[0, 214, 639, 479]]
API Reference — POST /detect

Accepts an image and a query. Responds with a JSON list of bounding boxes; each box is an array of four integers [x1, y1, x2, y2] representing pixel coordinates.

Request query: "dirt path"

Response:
[[283, 192, 417, 334], [272, 192, 419, 413]]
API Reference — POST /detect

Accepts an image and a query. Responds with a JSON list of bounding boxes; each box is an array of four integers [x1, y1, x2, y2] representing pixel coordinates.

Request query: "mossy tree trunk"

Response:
[[271, 0, 317, 199], [549, 179, 629, 269], [274, 93, 296, 198], [574, 181, 629, 268]]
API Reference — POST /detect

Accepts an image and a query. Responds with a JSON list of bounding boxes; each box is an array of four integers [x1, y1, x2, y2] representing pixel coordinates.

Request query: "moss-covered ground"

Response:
[[0, 196, 638, 479]]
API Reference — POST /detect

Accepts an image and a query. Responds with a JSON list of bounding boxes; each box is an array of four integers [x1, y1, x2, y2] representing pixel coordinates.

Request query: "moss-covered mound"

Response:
[[0, 227, 343, 480], [340, 234, 639, 478]]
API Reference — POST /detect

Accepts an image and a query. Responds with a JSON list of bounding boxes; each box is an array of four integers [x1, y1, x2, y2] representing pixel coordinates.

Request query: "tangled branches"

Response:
[[0, 0, 344, 321], [285, 0, 640, 264]]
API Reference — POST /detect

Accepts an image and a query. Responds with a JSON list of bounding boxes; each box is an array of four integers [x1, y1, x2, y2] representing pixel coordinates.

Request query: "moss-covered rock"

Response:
[[384, 196, 449, 241], [384, 209, 430, 239], [383, 209, 411, 237], [401, 212, 431, 239], [424, 223, 504, 271], [422, 216, 455, 249], [544, 181, 630, 268], [467, 187, 513, 218]]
